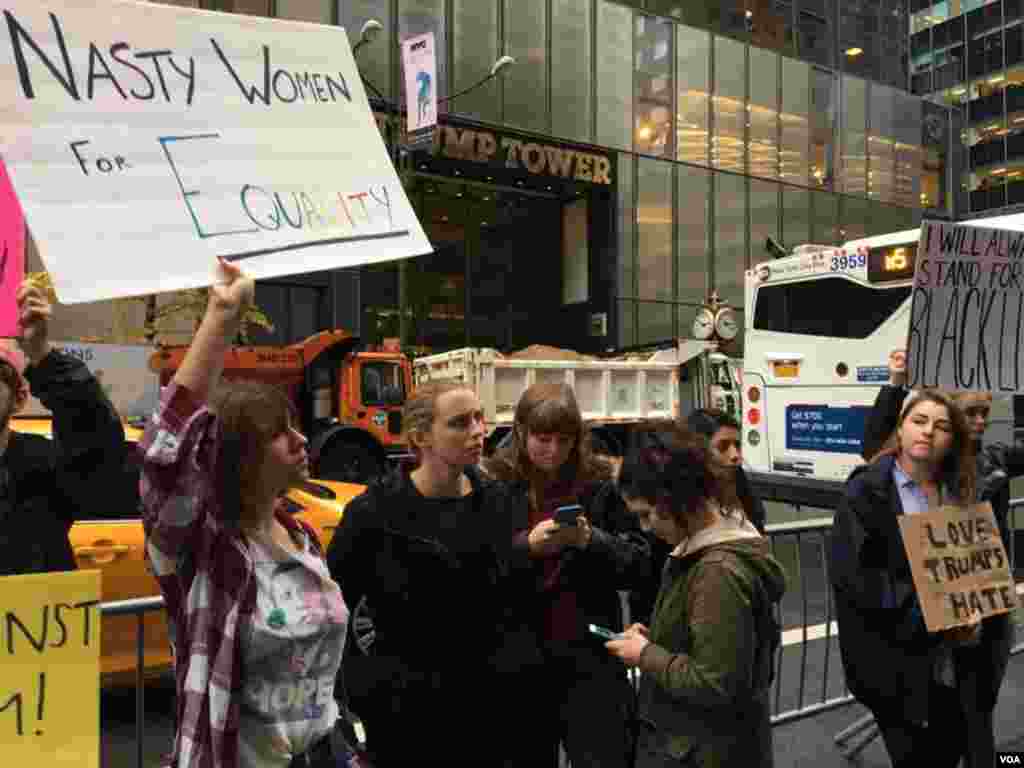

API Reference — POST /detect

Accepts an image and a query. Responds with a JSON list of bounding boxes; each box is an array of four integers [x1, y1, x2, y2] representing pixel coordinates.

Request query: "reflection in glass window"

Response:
[[402, 0, 448, 112], [714, 172, 747, 306], [677, 25, 710, 166], [713, 36, 746, 173], [868, 83, 898, 203], [781, 57, 810, 185], [635, 14, 674, 157], [451, 0, 495, 121], [637, 158, 673, 301], [597, 1, 634, 151], [275, 0, 329, 23], [336, 0, 392, 101], [782, 185, 811, 249], [677, 166, 709, 303], [749, 179, 779, 266], [811, 190, 839, 245], [638, 301, 674, 344], [619, 153, 636, 298], [840, 194, 869, 241], [552, 0, 592, 143], [504, 0, 548, 132], [749, 47, 780, 180], [841, 75, 868, 195], [618, 299, 636, 348], [811, 67, 837, 188]]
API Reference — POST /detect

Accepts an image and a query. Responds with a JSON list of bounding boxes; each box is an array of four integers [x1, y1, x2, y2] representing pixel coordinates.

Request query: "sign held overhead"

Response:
[[0, 0, 432, 304], [908, 220, 1024, 392]]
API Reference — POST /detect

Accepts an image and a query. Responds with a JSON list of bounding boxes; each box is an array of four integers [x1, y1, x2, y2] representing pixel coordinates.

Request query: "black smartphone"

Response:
[[588, 623, 621, 641], [553, 504, 582, 527]]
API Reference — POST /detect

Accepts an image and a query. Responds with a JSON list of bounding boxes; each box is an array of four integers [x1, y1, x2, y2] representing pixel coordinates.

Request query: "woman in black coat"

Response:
[[483, 382, 651, 768], [326, 381, 538, 767], [831, 388, 1005, 768]]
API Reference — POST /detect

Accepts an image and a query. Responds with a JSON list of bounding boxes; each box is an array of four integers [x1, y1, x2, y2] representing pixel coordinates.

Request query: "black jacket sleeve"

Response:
[[829, 476, 929, 649], [861, 385, 909, 462], [24, 349, 125, 524], [580, 480, 652, 592], [325, 490, 373, 614]]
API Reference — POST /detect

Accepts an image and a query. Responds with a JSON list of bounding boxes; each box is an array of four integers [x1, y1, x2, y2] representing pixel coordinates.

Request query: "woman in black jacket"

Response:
[[483, 382, 651, 768], [831, 388, 1003, 768], [326, 381, 536, 767]]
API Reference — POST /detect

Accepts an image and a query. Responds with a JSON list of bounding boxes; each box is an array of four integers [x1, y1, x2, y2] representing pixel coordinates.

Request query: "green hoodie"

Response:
[[636, 517, 787, 768]]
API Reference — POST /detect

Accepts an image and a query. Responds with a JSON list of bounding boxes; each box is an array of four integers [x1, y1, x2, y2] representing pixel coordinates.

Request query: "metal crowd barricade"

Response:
[[100, 595, 167, 768], [108, 501, 1024, 768]]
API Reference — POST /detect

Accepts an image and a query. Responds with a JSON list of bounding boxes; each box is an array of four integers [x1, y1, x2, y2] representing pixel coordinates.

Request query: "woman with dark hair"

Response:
[[686, 409, 767, 533], [484, 382, 651, 768], [141, 259, 353, 768], [830, 389, 998, 768], [606, 421, 785, 768]]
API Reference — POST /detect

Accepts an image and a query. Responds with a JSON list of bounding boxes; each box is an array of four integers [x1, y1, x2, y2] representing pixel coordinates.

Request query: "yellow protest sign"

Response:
[[0, 570, 100, 767], [898, 503, 1016, 632]]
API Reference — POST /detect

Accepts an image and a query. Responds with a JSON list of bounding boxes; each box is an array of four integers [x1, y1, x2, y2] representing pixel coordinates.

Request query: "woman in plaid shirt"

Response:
[[141, 258, 354, 768]]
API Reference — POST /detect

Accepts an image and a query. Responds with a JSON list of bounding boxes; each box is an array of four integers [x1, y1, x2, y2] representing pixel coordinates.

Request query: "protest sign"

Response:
[[0, 569, 101, 767], [0, 159, 25, 335], [0, 0, 431, 304], [898, 503, 1016, 632], [907, 220, 1024, 391]]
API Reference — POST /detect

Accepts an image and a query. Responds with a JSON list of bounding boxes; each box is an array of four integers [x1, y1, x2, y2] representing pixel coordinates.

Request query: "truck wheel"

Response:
[[319, 442, 382, 484]]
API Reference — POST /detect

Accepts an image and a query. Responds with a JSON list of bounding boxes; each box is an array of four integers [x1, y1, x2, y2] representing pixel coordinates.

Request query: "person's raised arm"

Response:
[[173, 258, 254, 403], [861, 349, 909, 462]]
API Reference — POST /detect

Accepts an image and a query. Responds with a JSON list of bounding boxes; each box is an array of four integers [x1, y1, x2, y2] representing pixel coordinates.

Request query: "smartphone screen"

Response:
[[588, 623, 620, 641], [553, 504, 582, 527]]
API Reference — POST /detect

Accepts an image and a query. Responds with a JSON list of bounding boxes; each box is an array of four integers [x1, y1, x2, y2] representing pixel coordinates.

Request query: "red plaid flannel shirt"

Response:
[[140, 382, 319, 768]]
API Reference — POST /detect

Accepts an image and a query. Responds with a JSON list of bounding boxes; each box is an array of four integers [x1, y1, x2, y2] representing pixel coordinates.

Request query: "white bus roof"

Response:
[[843, 212, 1024, 251]]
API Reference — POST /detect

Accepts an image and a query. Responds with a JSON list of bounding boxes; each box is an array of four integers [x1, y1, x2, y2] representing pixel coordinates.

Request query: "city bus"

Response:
[[742, 217, 1022, 507]]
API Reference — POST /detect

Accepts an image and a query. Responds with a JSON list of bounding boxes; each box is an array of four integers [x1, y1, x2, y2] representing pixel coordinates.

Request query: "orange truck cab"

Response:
[[150, 330, 413, 482]]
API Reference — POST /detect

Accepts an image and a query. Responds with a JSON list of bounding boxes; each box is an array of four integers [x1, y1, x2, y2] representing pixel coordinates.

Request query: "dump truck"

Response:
[[412, 340, 740, 456], [150, 330, 413, 482]]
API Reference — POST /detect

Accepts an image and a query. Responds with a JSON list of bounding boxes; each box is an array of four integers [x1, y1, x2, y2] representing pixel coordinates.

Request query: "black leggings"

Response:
[[874, 682, 994, 768]]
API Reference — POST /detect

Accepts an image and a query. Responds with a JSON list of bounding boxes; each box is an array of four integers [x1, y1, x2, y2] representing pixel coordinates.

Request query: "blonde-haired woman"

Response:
[[326, 381, 538, 767]]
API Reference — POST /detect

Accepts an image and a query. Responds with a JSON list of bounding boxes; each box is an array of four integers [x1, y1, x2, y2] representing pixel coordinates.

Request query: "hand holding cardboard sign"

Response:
[[16, 281, 52, 365], [208, 258, 255, 322], [889, 349, 907, 387]]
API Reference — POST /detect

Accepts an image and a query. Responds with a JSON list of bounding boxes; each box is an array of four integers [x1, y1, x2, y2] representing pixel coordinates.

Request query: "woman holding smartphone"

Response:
[[606, 421, 785, 768], [484, 382, 651, 768]]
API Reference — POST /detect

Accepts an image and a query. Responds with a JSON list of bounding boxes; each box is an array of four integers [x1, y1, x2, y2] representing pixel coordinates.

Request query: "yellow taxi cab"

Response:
[[12, 418, 366, 686]]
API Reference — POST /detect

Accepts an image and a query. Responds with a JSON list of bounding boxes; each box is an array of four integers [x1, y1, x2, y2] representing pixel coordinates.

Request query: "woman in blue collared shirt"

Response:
[[830, 389, 1002, 768]]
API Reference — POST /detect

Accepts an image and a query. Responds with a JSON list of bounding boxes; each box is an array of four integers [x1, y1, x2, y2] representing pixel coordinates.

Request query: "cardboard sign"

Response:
[[0, 159, 25, 336], [0, 0, 431, 304], [908, 220, 1024, 392], [0, 570, 101, 768], [898, 503, 1016, 632]]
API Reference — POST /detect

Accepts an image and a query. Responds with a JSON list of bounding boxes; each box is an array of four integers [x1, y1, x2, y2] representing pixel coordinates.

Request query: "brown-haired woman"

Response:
[[141, 259, 352, 768], [830, 389, 997, 768], [484, 382, 651, 768], [326, 381, 536, 766], [606, 421, 785, 768]]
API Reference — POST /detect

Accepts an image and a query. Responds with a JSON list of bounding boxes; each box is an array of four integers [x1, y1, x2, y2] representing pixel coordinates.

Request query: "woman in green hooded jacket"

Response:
[[605, 421, 787, 768]]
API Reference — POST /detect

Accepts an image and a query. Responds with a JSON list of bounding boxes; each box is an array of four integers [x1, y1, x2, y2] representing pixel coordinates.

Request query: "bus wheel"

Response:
[[318, 441, 382, 484]]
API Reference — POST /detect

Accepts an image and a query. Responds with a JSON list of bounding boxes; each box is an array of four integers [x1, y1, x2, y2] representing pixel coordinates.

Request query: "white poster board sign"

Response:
[[908, 220, 1024, 392], [0, 0, 432, 304]]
